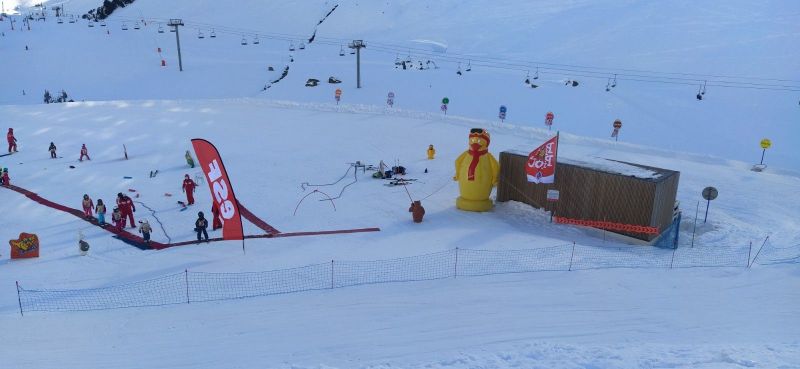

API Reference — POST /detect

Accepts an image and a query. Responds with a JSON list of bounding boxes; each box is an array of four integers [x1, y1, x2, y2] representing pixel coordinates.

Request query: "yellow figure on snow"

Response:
[[453, 128, 499, 212], [427, 144, 436, 160]]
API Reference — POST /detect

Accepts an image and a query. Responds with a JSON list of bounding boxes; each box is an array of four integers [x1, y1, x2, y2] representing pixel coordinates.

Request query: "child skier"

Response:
[[182, 174, 197, 205], [1, 168, 9, 186], [7, 128, 17, 153], [95, 199, 107, 225], [111, 207, 123, 231], [138, 219, 152, 244], [195, 211, 209, 243], [81, 194, 94, 219], [48, 142, 57, 158], [427, 144, 436, 160], [79, 144, 90, 161]]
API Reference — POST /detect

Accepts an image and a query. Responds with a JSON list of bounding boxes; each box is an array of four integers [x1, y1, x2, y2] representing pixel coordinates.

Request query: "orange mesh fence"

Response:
[[554, 216, 659, 235]]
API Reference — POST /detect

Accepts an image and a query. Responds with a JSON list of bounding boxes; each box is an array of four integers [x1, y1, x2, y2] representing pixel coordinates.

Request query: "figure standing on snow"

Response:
[[427, 144, 436, 160], [185, 150, 195, 168], [195, 211, 209, 243], [138, 219, 152, 244], [111, 207, 123, 231], [95, 199, 107, 225], [49, 142, 57, 158], [82, 194, 94, 219], [211, 202, 222, 230], [182, 174, 197, 205], [7, 128, 17, 153], [116, 193, 136, 228], [409, 200, 426, 223], [79, 144, 90, 161], [1, 168, 9, 186]]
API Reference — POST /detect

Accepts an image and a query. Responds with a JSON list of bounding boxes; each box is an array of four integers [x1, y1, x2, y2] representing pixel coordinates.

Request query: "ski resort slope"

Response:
[[0, 99, 799, 368], [0, 1, 798, 171], [0, 0, 798, 368]]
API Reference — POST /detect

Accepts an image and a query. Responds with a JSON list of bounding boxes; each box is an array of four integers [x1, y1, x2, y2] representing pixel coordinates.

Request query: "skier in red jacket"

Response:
[[7, 128, 17, 153], [1, 168, 9, 186], [182, 174, 197, 205], [116, 192, 136, 228], [81, 194, 94, 219], [79, 144, 90, 161]]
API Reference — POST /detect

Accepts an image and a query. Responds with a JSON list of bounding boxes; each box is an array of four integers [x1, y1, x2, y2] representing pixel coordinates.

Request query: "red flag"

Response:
[[526, 134, 559, 184], [191, 139, 244, 241]]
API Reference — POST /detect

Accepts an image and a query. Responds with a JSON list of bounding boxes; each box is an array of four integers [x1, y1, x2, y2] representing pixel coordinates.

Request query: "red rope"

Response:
[[554, 216, 659, 235]]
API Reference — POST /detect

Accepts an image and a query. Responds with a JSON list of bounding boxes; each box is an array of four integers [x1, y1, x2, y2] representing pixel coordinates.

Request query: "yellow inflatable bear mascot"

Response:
[[454, 128, 499, 212]]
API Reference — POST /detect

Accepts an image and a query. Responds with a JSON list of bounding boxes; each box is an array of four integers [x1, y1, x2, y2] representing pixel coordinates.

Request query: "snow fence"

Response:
[[15, 242, 797, 314]]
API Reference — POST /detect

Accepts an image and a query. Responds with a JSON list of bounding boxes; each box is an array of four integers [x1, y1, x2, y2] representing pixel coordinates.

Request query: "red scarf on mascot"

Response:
[[467, 145, 487, 181]]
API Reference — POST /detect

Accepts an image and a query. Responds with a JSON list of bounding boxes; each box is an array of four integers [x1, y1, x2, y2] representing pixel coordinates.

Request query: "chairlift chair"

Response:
[[158, 24, 164, 33], [198, 30, 204, 39], [241, 36, 248, 46], [209, 29, 216, 38], [289, 42, 295, 51], [133, 22, 140, 30], [57, 17, 63, 24], [88, 21, 94, 28], [339, 46, 345, 56], [121, 22, 128, 30], [298, 42, 305, 49], [465, 61, 471, 72], [101, 20, 107, 27], [253, 36, 260, 45]]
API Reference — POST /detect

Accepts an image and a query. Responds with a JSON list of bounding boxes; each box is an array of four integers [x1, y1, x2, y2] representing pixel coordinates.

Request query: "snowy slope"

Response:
[[1, 98, 799, 368], [0, 0, 798, 170], [0, 1, 799, 368]]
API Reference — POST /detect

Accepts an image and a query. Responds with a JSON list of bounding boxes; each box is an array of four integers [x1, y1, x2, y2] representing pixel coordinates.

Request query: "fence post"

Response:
[[670, 246, 676, 269], [568, 242, 576, 271], [749, 236, 769, 268], [16, 281, 23, 317], [691, 200, 699, 248], [331, 260, 334, 288], [747, 241, 752, 267], [184, 269, 190, 304], [454, 248, 459, 278]]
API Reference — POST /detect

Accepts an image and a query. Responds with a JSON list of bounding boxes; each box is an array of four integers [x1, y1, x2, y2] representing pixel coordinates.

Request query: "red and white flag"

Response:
[[191, 139, 244, 241], [526, 134, 559, 184]]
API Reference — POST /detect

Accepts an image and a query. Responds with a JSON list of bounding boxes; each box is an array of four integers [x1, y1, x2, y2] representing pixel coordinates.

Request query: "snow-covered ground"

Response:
[[0, 1, 799, 368]]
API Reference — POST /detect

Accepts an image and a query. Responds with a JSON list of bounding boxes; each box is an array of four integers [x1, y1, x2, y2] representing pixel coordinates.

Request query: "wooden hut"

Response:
[[496, 151, 680, 242]]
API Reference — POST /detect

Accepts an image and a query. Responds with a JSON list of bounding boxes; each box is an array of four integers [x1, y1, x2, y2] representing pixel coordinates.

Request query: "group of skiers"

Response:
[[7, 127, 91, 161], [5, 126, 224, 246]]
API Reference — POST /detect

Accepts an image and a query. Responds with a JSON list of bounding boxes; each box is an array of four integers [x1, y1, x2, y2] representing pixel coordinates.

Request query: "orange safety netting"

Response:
[[554, 216, 659, 235]]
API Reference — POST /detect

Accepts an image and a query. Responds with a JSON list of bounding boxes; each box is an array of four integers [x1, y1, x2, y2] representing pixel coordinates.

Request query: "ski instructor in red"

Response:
[[182, 174, 197, 205], [116, 192, 136, 228]]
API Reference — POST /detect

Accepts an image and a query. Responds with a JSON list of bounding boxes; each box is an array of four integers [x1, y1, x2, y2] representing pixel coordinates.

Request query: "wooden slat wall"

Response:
[[497, 152, 679, 242]]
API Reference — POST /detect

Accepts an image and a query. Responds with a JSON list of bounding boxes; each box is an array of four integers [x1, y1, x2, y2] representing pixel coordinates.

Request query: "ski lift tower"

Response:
[[168, 19, 185, 71], [348, 40, 366, 88]]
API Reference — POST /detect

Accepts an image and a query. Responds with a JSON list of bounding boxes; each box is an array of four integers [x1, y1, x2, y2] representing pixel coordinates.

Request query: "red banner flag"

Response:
[[526, 134, 559, 184], [191, 139, 244, 241]]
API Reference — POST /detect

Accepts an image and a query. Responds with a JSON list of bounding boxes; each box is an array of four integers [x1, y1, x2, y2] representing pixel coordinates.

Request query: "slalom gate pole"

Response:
[[330, 260, 334, 288], [16, 281, 23, 317], [747, 241, 752, 267]]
